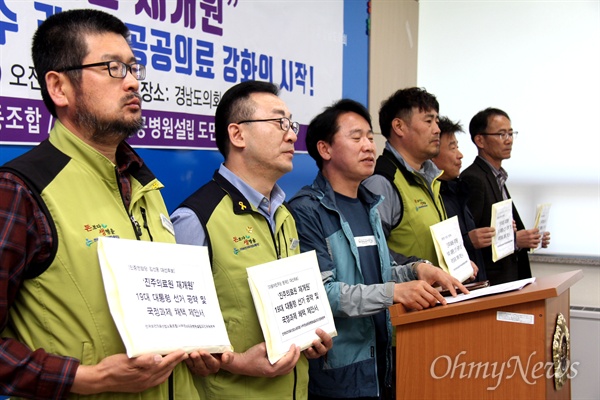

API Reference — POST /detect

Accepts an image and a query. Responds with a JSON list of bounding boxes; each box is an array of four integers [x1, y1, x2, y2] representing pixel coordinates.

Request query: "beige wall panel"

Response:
[[369, 0, 419, 146]]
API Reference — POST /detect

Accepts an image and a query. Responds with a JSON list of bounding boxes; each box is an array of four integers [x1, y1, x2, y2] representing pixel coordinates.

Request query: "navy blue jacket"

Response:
[[440, 179, 487, 281]]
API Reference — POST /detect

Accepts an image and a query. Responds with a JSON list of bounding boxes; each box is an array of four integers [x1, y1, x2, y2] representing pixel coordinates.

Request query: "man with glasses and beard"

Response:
[[0, 9, 212, 399]]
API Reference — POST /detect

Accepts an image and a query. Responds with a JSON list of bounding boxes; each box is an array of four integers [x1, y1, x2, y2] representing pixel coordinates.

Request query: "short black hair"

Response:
[[32, 9, 130, 118], [468, 107, 510, 143], [378, 87, 439, 138], [306, 99, 372, 170], [438, 116, 464, 139], [214, 80, 280, 158]]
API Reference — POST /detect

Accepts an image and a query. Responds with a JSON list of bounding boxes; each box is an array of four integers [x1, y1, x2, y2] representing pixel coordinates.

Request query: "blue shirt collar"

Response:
[[218, 164, 286, 228]]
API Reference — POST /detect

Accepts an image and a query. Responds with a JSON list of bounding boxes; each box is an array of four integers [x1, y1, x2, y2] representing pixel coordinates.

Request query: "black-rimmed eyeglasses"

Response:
[[237, 117, 300, 135], [479, 131, 518, 140], [56, 61, 146, 81]]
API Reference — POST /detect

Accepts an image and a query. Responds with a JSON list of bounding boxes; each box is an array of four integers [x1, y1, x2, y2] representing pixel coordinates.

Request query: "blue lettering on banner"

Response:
[[195, 39, 215, 78], [175, 34, 193, 75], [33, 2, 62, 27], [150, 29, 172, 72], [0, 1, 18, 44]]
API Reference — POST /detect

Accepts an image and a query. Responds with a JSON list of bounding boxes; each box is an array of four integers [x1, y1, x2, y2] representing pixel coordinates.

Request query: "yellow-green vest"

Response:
[[375, 149, 447, 264], [180, 172, 308, 400], [2, 122, 199, 400]]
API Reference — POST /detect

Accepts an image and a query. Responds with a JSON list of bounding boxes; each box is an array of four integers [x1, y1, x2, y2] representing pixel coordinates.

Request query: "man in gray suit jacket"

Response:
[[461, 108, 550, 285]]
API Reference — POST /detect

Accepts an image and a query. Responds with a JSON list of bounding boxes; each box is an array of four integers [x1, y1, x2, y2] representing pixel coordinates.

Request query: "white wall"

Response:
[[417, 0, 600, 257]]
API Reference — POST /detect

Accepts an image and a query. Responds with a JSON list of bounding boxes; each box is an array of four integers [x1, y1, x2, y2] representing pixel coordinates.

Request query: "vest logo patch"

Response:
[[232, 234, 260, 255], [83, 223, 119, 247], [413, 198, 429, 211]]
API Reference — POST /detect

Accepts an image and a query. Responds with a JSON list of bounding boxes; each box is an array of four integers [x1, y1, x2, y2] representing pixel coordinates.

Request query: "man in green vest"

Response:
[[0, 9, 212, 399], [171, 80, 333, 399], [363, 87, 449, 267]]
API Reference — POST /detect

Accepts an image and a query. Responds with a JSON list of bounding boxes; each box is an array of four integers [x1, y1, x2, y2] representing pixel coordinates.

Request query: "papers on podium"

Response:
[[530, 203, 551, 253], [246, 250, 337, 364], [491, 199, 515, 262], [443, 277, 535, 304], [97, 237, 232, 358], [430, 216, 473, 283]]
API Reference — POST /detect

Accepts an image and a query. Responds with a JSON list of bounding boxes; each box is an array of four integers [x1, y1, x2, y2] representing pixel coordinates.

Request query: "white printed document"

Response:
[[97, 237, 232, 357], [443, 277, 536, 304], [430, 216, 473, 283], [491, 199, 515, 262], [247, 250, 337, 364], [530, 203, 551, 253]]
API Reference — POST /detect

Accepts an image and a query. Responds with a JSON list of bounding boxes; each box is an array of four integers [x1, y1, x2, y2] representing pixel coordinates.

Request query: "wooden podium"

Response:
[[389, 270, 583, 400]]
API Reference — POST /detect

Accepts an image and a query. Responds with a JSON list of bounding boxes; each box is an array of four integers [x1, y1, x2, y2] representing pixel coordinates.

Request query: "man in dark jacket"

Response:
[[460, 108, 550, 284]]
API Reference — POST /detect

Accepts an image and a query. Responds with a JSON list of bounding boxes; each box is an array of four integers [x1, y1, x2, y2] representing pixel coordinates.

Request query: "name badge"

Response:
[[354, 235, 376, 248], [160, 214, 175, 236]]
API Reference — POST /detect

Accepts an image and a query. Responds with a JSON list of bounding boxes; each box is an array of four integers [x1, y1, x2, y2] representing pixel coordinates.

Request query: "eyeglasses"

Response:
[[479, 131, 518, 140], [237, 117, 300, 135], [57, 61, 146, 81]]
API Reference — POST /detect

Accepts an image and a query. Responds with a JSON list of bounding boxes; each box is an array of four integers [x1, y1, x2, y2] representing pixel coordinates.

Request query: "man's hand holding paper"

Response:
[[517, 228, 543, 249], [302, 328, 334, 359], [185, 349, 233, 377], [468, 227, 496, 249], [221, 341, 301, 378], [529, 203, 552, 253], [542, 231, 551, 248]]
